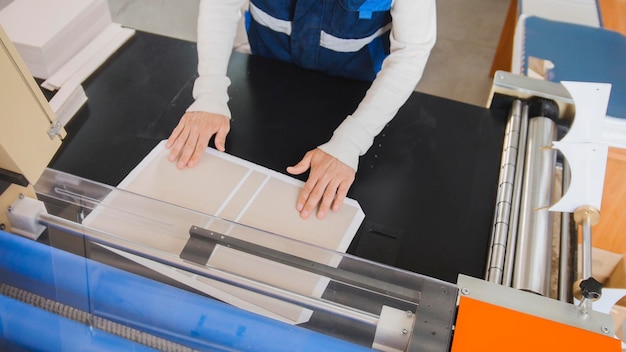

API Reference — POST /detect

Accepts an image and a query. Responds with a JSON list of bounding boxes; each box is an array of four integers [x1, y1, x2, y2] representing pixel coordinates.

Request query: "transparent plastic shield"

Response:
[[16, 167, 457, 351]]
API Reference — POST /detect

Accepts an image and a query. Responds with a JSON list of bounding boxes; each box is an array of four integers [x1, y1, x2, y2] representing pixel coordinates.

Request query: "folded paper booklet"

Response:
[[83, 140, 365, 324]]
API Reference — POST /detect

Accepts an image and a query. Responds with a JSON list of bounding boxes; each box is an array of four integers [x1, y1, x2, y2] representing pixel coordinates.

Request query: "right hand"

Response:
[[166, 111, 230, 169], [287, 148, 355, 220]]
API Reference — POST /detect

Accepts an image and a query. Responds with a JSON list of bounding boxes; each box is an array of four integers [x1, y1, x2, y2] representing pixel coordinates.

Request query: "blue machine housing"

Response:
[[0, 230, 372, 351]]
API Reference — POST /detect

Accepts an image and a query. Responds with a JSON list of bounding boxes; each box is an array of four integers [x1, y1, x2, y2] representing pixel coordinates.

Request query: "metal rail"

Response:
[[487, 99, 524, 284]]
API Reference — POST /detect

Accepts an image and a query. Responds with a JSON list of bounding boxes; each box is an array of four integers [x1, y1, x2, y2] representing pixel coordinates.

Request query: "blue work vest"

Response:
[[246, 0, 393, 81]]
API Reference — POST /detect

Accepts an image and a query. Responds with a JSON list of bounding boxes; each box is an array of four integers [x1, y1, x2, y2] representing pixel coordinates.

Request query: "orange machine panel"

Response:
[[451, 296, 621, 351]]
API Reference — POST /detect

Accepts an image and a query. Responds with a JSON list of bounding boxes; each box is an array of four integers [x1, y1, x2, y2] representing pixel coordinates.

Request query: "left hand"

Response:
[[166, 111, 230, 169], [287, 148, 356, 220]]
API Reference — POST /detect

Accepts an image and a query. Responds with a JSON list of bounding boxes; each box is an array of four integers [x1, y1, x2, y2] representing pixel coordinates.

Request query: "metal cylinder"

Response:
[[512, 113, 558, 296], [487, 99, 523, 284], [558, 161, 577, 303], [573, 206, 601, 312], [581, 219, 593, 281], [502, 103, 529, 287], [579, 214, 594, 313]]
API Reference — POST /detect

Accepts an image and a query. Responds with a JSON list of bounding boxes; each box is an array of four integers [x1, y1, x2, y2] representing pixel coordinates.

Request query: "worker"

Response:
[[166, 0, 437, 220]]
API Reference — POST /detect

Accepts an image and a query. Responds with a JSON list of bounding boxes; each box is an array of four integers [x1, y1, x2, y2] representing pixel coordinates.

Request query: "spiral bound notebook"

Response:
[[519, 16, 626, 120], [519, 0, 601, 28]]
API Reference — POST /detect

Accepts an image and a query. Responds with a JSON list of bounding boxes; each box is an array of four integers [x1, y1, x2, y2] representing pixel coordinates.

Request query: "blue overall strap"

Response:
[[358, 0, 393, 19]]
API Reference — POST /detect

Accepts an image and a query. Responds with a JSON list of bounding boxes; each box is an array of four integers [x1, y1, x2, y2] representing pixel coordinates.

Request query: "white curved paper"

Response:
[[550, 82, 611, 213]]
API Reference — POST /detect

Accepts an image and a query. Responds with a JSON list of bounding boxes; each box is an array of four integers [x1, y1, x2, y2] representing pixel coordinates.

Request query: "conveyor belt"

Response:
[[0, 283, 194, 352]]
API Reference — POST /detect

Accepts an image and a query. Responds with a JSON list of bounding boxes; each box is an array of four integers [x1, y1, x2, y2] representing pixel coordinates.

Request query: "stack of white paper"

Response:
[[0, 0, 112, 79], [1, 0, 135, 127], [83, 141, 366, 325], [47, 79, 87, 126]]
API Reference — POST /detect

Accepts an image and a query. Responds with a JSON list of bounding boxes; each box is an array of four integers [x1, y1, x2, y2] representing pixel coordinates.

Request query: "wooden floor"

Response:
[[598, 0, 626, 35]]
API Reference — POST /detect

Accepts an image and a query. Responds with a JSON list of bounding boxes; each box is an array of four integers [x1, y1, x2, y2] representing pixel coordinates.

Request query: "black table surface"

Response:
[[49, 31, 507, 284]]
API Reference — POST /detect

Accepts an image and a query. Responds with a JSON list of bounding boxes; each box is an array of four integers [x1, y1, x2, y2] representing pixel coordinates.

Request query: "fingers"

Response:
[[287, 152, 314, 214], [166, 111, 230, 169], [185, 131, 212, 168], [286, 152, 312, 176], [299, 175, 348, 220], [297, 176, 322, 219], [176, 125, 201, 169], [214, 124, 229, 152], [166, 121, 184, 149], [333, 182, 350, 212], [166, 118, 189, 163], [316, 177, 341, 219], [288, 149, 355, 220]]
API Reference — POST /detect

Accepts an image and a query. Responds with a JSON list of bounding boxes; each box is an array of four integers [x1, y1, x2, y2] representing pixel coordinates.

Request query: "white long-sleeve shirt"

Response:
[[187, 0, 437, 171]]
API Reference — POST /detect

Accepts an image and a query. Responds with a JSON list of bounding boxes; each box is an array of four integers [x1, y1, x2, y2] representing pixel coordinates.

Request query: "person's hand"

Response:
[[166, 111, 230, 169], [287, 148, 356, 220]]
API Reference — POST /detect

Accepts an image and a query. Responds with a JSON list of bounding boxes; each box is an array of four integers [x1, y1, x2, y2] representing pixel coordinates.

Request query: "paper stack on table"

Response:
[[0, 0, 135, 127], [82, 141, 366, 325], [0, 0, 111, 79]]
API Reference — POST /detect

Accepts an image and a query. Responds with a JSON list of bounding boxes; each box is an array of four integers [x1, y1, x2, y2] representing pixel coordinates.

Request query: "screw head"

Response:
[[461, 288, 470, 295], [401, 328, 408, 335], [601, 326, 611, 334]]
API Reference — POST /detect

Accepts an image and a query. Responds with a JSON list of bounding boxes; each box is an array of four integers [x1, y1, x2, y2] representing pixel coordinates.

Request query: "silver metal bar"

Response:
[[581, 217, 594, 312], [558, 161, 576, 302], [188, 226, 420, 303], [487, 99, 523, 284], [512, 116, 558, 296], [573, 206, 601, 313], [581, 218, 593, 282], [503, 103, 529, 287]]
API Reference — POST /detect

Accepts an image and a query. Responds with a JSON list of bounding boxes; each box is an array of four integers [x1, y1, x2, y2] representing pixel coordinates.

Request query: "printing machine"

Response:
[[0, 25, 622, 351]]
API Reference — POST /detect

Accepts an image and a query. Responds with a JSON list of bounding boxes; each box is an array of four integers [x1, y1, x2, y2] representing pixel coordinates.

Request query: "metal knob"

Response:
[[579, 277, 603, 301]]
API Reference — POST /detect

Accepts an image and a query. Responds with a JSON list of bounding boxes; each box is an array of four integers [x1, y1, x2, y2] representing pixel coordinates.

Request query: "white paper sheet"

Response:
[[117, 141, 364, 253], [83, 141, 365, 325]]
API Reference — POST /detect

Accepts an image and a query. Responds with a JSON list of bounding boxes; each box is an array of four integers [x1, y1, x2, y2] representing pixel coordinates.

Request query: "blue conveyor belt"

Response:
[[0, 230, 372, 351], [0, 293, 157, 352]]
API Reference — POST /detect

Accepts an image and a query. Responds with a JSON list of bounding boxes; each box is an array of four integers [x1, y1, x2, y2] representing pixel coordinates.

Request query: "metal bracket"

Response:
[[184, 225, 421, 303], [488, 70, 575, 122], [47, 120, 63, 140]]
